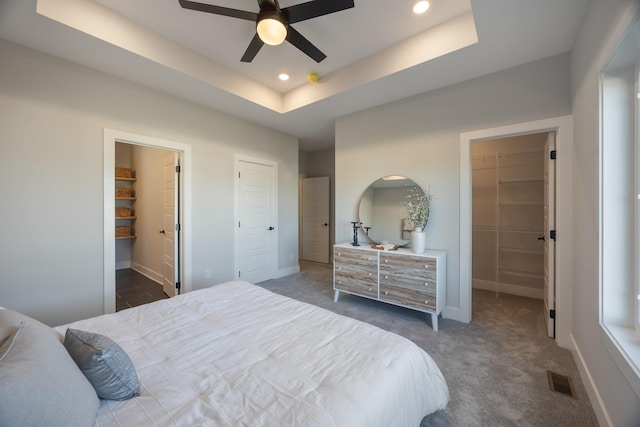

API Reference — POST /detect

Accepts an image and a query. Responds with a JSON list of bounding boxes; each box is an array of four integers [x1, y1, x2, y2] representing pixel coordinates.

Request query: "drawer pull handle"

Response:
[[338, 267, 342, 270], [424, 300, 429, 304], [384, 259, 388, 263], [368, 273, 372, 276], [384, 275, 389, 279], [338, 253, 341, 256], [368, 288, 373, 292], [338, 281, 342, 285], [368, 257, 372, 261], [384, 291, 388, 295], [424, 265, 429, 269], [424, 283, 428, 286]]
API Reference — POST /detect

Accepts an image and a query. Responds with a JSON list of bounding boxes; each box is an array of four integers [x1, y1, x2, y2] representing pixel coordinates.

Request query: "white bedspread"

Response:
[[56, 281, 448, 427]]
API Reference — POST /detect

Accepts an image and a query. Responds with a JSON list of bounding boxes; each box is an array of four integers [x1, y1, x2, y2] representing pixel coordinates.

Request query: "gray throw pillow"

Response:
[[64, 328, 140, 400], [0, 319, 100, 427]]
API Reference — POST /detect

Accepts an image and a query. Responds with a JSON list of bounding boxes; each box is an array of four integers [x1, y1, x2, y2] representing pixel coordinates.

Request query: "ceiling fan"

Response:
[[178, 0, 355, 63]]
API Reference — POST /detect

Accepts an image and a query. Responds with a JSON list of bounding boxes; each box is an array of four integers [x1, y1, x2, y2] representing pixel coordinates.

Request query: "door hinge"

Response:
[[175, 165, 181, 173], [238, 221, 241, 228], [175, 223, 181, 232], [238, 271, 241, 278], [550, 150, 557, 160], [550, 230, 557, 240], [176, 281, 181, 290], [550, 309, 556, 319], [238, 172, 241, 178]]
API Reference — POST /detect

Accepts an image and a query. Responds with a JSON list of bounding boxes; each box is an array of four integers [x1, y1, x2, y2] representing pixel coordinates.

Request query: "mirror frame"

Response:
[[357, 175, 427, 246]]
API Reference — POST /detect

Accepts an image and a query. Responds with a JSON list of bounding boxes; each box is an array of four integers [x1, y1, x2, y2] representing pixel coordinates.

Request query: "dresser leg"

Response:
[[431, 313, 439, 331], [334, 290, 340, 302]]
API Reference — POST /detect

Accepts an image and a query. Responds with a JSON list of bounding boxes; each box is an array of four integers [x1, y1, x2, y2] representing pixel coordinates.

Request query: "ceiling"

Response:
[[0, 0, 590, 151]]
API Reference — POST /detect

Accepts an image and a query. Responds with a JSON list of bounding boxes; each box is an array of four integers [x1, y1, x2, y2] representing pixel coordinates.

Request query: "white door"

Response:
[[162, 152, 179, 297], [543, 132, 556, 337], [301, 177, 330, 263], [235, 158, 277, 283]]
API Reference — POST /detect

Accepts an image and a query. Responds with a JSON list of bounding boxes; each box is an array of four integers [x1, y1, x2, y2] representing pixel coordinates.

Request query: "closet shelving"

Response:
[[472, 149, 545, 292], [115, 170, 137, 240]]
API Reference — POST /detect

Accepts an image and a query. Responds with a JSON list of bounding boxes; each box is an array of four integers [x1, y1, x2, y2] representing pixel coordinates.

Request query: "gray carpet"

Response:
[[258, 261, 598, 427]]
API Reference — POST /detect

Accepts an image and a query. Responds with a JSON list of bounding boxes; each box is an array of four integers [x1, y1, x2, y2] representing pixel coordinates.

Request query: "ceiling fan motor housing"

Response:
[[256, 8, 288, 45]]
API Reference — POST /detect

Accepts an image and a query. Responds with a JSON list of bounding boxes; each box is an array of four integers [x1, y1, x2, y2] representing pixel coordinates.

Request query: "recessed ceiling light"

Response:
[[278, 73, 290, 81], [412, 0, 430, 14]]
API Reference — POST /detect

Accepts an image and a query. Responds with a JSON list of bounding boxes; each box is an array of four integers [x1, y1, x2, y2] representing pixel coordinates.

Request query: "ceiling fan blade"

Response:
[[178, 0, 257, 21], [241, 33, 265, 62], [284, 0, 354, 24], [286, 26, 326, 63]]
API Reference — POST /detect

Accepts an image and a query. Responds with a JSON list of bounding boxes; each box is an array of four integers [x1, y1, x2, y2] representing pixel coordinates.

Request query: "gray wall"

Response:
[[0, 40, 299, 326], [571, 0, 640, 425], [335, 53, 572, 313]]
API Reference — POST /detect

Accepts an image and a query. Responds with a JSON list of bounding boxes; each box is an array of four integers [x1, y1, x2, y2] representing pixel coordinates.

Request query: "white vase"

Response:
[[410, 228, 426, 254]]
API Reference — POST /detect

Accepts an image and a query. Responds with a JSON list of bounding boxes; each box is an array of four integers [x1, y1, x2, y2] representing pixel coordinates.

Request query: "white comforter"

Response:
[[56, 281, 449, 427]]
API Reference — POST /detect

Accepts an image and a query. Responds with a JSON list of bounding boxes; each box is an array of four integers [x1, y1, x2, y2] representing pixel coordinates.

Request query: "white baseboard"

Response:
[[442, 305, 468, 323], [115, 261, 131, 270], [276, 265, 300, 278], [570, 334, 612, 427], [473, 279, 543, 300], [131, 262, 163, 285]]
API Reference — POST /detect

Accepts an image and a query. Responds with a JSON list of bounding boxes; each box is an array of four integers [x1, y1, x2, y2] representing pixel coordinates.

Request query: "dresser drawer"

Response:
[[380, 283, 436, 311], [380, 254, 436, 288], [334, 247, 377, 298]]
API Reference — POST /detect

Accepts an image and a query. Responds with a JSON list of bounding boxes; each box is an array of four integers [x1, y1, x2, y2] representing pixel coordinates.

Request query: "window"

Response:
[[600, 15, 640, 397]]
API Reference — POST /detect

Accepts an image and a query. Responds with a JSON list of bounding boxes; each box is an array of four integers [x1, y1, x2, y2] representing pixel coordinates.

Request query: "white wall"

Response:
[[0, 40, 299, 326], [335, 53, 572, 315], [570, 0, 640, 425]]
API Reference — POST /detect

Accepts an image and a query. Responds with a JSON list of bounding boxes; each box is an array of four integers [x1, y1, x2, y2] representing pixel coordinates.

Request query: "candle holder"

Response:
[[351, 221, 360, 246]]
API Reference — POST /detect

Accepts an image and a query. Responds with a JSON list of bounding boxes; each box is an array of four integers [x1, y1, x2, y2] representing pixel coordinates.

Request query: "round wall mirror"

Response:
[[358, 176, 427, 246]]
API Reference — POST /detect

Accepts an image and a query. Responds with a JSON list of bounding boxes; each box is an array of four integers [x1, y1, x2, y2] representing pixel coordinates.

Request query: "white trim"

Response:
[[131, 262, 163, 286], [103, 129, 192, 314], [458, 115, 573, 348], [115, 261, 131, 270], [234, 154, 279, 282], [276, 265, 300, 278], [572, 333, 613, 427], [472, 279, 543, 300]]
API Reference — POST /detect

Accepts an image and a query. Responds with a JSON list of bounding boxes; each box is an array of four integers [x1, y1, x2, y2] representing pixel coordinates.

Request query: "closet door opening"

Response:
[[104, 129, 192, 315], [471, 132, 556, 335], [114, 143, 182, 310]]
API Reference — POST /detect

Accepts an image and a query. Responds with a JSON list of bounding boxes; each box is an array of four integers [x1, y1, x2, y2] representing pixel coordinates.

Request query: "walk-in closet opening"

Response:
[[115, 142, 182, 310], [471, 133, 555, 320]]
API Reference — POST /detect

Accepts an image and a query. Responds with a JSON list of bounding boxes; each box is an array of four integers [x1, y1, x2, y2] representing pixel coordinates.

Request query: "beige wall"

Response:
[[0, 40, 299, 325], [130, 145, 169, 283], [336, 53, 572, 314]]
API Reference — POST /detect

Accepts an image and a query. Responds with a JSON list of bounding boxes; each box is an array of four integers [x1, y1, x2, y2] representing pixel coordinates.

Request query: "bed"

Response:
[[1, 280, 449, 426]]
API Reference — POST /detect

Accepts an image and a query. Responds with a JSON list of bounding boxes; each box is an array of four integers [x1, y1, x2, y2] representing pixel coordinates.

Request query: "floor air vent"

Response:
[[546, 370, 576, 399]]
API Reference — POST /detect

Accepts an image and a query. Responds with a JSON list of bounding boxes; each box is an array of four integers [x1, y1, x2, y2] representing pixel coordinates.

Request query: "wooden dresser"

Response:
[[333, 243, 446, 330]]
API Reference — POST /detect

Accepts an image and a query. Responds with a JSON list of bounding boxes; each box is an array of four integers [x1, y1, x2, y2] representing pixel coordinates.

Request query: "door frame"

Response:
[[103, 129, 192, 314], [459, 115, 573, 348], [233, 154, 278, 282]]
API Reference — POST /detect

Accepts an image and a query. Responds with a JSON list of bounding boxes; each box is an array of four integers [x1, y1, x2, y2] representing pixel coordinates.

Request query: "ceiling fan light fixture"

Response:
[[411, 0, 430, 14], [256, 12, 287, 46]]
